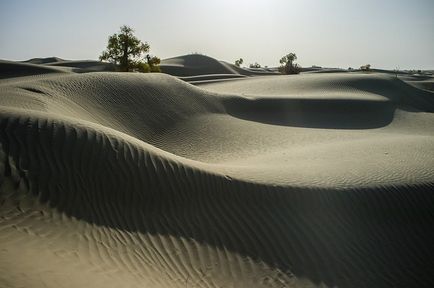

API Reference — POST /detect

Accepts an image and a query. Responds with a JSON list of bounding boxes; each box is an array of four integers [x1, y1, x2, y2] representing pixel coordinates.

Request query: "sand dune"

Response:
[[21, 57, 116, 73], [161, 54, 279, 79], [24, 56, 65, 64], [1, 62, 434, 287], [46, 60, 116, 72], [0, 60, 71, 79], [399, 74, 434, 92]]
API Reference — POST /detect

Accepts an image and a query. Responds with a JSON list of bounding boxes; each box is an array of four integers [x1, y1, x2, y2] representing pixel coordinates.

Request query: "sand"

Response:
[[1, 57, 434, 287], [161, 54, 279, 82]]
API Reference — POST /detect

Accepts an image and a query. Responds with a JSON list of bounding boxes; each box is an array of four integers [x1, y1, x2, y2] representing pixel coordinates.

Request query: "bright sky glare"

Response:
[[1, 0, 433, 69]]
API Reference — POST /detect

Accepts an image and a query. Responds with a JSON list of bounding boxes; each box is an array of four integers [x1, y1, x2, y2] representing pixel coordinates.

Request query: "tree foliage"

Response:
[[235, 58, 243, 67], [99, 25, 159, 72], [360, 64, 371, 71], [146, 54, 161, 72], [136, 55, 161, 73], [279, 52, 300, 74], [249, 62, 261, 68]]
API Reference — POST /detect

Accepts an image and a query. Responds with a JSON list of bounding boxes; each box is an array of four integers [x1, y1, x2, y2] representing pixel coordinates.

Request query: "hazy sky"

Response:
[[1, 0, 433, 69]]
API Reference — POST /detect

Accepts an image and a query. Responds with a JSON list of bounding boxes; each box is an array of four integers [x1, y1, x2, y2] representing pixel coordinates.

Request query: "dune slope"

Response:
[[1, 68, 434, 287], [0, 60, 70, 79], [160, 54, 279, 81]]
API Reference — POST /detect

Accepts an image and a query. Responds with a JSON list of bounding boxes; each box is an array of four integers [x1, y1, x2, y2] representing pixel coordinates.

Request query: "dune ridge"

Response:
[[23, 57, 66, 64], [0, 60, 71, 79], [160, 54, 279, 80], [17, 57, 115, 74], [1, 65, 434, 287]]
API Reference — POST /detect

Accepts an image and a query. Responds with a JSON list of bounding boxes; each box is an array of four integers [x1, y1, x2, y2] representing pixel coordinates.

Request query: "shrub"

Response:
[[360, 64, 371, 71], [249, 62, 261, 68], [235, 58, 243, 67], [279, 53, 300, 74]]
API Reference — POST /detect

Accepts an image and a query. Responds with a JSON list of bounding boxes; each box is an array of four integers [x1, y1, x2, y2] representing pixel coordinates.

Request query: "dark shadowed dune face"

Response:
[[1, 64, 434, 287], [223, 97, 395, 129], [46, 60, 117, 72], [23, 56, 65, 64], [0, 60, 70, 79]]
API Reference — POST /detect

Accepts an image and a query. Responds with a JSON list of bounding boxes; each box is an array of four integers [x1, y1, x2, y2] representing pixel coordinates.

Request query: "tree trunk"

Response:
[[121, 36, 128, 72]]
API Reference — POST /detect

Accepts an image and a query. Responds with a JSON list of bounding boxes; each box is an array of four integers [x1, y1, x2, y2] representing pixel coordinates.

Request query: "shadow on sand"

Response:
[[223, 97, 396, 129]]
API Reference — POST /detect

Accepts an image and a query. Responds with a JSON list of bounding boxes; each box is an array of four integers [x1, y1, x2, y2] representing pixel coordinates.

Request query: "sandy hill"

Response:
[[160, 54, 279, 81], [24, 56, 65, 64], [46, 60, 116, 72], [397, 74, 434, 92], [0, 60, 71, 79], [22, 57, 116, 73], [0, 63, 434, 287]]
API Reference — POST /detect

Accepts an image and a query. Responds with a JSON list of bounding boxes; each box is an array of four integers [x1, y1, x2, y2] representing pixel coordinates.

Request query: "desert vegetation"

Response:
[[279, 52, 301, 74], [249, 62, 261, 68], [100, 25, 160, 72], [360, 64, 371, 71]]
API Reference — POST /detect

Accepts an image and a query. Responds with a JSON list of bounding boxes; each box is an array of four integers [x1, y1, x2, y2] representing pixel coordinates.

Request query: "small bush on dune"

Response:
[[146, 55, 161, 72], [150, 65, 161, 73], [134, 58, 161, 73], [278, 63, 301, 74], [235, 58, 243, 67], [360, 64, 371, 71], [279, 52, 301, 74], [249, 62, 261, 68], [136, 62, 150, 73]]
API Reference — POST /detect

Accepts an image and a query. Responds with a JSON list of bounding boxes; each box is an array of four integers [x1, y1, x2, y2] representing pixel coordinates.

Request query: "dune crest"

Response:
[[160, 54, 279, 82]]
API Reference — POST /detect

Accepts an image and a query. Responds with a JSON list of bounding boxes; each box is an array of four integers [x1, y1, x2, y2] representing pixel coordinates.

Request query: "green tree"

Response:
[[249, 62, 261, 68], [136, 55, 161, 73], [279, 52, 300, 74], [360, 64, 371, 71], [235, 58, 243, 67], [100, 25, 154, 72], [146, 54, 161, 72]]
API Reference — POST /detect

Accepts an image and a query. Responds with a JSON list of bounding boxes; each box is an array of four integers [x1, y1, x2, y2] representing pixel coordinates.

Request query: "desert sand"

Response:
[[161, 54, 279, 83], [1, 55, 434, 287]]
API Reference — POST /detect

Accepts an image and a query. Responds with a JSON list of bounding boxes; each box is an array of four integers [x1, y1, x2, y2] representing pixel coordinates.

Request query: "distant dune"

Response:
[[23, 56, 66, 64], [0, 60, 71, 79], [160, 54, 279, 80], [20, 57, 116, 73], [1, 59, 434, 287]]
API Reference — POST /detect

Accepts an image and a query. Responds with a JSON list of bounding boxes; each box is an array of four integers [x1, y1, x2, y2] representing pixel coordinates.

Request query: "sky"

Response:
[[1, 0, 433, 69]]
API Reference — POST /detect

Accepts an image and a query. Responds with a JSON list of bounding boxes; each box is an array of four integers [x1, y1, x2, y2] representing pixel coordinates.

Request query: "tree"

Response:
[[249, 62, 261, 68], [235, 58, 243, 67], [279, 52, 300, 74], [146, 54, 161, 72], [136, 55, 161, 73], [100, 25, 158, 72], [360, 64, 371, 71]]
